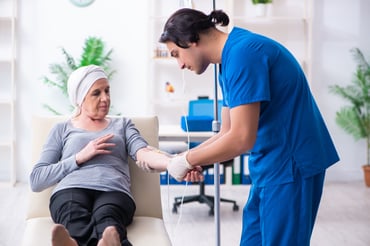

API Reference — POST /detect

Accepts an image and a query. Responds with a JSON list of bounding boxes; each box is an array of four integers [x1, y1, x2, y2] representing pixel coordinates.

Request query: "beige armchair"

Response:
[[22, 115, 171, 246]]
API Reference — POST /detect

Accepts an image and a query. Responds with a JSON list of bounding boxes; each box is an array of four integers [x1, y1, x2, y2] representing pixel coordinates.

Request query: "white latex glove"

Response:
[[167, 153, 193, 182]]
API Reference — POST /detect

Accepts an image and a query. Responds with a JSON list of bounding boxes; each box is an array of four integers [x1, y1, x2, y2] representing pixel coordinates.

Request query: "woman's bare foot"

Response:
[[97, 226, 121, 246], [51, 224, 78, 246]]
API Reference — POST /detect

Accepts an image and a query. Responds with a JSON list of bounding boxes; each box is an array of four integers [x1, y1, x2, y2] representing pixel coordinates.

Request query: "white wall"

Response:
[[15, 0, 370, 182], [310, 0, 370, 182], [16, 0, 151, 181]]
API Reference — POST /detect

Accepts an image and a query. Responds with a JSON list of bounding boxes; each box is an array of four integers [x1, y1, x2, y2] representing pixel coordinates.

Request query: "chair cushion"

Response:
[[22, 216, 171, 246], [22, 217, 53, 246], [127, 217, 171, 245]]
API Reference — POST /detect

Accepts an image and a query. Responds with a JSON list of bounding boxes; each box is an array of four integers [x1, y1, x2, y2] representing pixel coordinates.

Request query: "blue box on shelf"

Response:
[[181, 115, 213, 132]]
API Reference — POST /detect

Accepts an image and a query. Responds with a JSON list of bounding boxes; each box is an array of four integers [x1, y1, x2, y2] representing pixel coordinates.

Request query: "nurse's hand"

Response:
[[184, 166, 204, 182], [167, 153, 193, 181]]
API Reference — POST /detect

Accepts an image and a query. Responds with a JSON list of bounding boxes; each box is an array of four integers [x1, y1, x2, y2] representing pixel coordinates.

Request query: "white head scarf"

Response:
[[67, 65, 108, 111]]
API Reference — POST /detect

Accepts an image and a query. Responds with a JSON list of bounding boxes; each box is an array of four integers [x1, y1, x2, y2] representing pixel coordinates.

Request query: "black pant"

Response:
[[50, 188, 136, 246]]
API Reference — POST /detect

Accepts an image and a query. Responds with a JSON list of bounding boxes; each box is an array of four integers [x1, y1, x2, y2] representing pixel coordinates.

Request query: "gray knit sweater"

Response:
[[30, 117, 148, 199]]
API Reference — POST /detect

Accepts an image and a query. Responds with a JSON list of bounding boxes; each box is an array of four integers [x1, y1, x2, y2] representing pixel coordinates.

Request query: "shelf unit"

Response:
[[0, 0, 17, 185], [148, 0, 227, 125], [148, 0, 312, 125]]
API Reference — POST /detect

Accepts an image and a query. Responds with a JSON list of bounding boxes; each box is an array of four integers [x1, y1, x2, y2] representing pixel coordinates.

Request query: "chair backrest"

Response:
[[27, 115, 163, 220]]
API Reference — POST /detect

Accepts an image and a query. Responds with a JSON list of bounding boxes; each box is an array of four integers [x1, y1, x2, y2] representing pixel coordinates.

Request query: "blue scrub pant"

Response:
[[240, 170, 325, 246]]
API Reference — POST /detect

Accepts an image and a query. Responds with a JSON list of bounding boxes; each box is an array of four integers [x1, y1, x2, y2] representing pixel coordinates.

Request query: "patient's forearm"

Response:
[[136, 146, 171, 172]]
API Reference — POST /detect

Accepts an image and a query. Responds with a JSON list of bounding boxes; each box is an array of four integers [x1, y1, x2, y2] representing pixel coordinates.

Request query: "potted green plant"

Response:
[[329, 47, 370, 187], [251, 0, 272, 17], [42, 36, 116, 115], [252, 0, 272, 4]]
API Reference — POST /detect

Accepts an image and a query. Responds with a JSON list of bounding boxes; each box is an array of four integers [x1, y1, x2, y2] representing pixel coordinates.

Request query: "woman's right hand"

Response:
[[75, 133, 116, 165]]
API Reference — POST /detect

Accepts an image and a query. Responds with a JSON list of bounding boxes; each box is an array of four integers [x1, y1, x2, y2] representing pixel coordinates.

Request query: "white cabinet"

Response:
[[148, 0, 312, 125], [0, 0, 16, 185]]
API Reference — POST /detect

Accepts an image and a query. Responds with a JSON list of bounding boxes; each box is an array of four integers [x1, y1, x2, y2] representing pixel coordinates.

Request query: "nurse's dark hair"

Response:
[[159, 8, 229, 48]]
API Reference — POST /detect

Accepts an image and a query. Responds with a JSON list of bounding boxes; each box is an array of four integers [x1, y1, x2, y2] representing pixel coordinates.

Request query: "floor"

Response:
[[161, 181, 370, 246], [1, 181, 370, 246]]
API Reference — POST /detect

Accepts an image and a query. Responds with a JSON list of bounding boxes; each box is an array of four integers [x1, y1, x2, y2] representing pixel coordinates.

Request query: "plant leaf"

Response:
[[329, 47, 370, 164]]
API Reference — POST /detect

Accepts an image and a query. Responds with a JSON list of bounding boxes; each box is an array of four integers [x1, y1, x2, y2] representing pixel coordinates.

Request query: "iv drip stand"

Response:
[[211, 1, 221, 246]]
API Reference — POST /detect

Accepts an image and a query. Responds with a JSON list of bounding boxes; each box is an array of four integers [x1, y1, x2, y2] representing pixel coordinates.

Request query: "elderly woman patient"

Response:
[[29, 65, 202, 246]]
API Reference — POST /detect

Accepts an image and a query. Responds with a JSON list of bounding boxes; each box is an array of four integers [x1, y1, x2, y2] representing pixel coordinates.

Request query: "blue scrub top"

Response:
[[219, 27, 339, 187]]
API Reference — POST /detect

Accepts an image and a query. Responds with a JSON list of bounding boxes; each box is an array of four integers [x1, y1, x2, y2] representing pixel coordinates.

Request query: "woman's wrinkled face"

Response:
[[80, 78, 110, 119], [166, 41, 209, 75]]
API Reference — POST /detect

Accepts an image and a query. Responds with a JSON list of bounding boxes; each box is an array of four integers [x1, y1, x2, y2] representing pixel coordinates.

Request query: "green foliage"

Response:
[[42, 36, 116, 115], [329, 48, 370, 165], [252, 0, 272, 4]]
